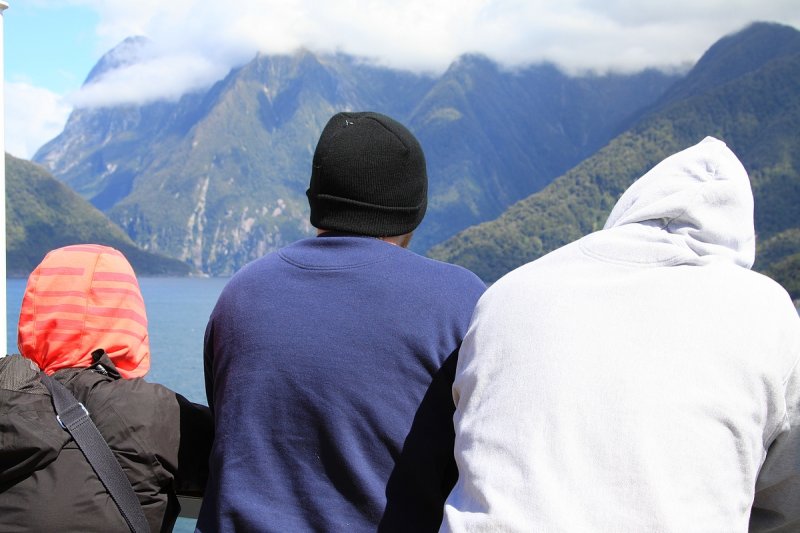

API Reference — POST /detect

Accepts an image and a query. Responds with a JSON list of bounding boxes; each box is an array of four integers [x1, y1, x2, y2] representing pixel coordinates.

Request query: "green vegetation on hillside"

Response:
[[35, 46, 677, 275], [427, 127, 683, 281], [430, 23, 800, 300], [6, 154, 192, 277]]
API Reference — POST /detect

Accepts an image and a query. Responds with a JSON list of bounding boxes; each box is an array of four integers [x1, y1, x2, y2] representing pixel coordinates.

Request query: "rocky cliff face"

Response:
[[35, 43, 679, 275]]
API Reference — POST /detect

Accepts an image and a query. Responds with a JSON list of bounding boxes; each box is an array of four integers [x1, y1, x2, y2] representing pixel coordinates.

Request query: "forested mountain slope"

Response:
[[429, 23, 800, 299], [34, 41, 677, 274], [6, 154, 191, 277]]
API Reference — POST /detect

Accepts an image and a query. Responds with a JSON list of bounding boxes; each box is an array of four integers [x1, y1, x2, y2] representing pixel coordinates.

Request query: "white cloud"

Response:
[[47, 0, 800, 109], [68, 48, 230, 108], [9, 0, 796, 160], [5, 81, 72, 159]]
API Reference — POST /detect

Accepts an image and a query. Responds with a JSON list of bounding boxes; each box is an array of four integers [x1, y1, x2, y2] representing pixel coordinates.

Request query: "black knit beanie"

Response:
[[306, 111, 428, 237]]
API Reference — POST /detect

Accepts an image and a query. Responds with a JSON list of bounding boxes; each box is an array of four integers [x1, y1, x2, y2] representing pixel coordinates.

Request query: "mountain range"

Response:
[[32, 37, 678, 274], [18, 21, 800, 300], [428, 22, 800, 299]]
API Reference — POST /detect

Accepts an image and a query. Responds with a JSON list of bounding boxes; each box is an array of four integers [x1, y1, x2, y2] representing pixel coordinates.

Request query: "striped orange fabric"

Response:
[[18, 244, 150, 378]]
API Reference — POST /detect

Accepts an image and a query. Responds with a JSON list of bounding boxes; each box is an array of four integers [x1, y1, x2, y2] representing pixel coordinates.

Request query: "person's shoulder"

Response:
[[407, 251, 485, 284], [80, 373, 183, 455], [0, 355, 46, 393], [216, 247, 289, 296], [71, 368, 178, 414], [394, 252, 487, 306], [233, 248, 286, 277], [716, 264, 792, 303], [742, 269, 799, 319]]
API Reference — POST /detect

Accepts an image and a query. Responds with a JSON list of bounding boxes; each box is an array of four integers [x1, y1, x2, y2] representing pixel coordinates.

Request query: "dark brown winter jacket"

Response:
[[0, 353, 213, 532]]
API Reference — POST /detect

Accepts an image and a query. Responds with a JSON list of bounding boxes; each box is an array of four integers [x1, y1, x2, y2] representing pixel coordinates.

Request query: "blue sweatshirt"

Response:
[[197, 234, 485, 532]]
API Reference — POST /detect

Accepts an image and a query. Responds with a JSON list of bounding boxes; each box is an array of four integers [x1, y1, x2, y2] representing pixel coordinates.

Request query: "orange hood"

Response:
[[18, 244, 150, 378]]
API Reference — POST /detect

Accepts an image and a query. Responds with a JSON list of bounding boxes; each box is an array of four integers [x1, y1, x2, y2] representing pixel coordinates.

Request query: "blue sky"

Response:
[[3, 0, 799, 160], [6, 2, 99, 94]]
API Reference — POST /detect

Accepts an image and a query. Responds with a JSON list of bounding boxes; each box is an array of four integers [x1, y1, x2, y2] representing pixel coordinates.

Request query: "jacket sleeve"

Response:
[[102, 377, 213, 496], [750, 332, 800, 532], [174, 394, 213, 495]]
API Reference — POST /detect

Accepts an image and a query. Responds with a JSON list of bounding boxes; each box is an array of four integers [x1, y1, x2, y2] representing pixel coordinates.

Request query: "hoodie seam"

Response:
[[277, 238, 402, 271], [761, 352, 800, 450], [762, 408, 790, 453], [783, 353, 800, 387], [761, 411, 789, 466], [578, 240, 690, 267]]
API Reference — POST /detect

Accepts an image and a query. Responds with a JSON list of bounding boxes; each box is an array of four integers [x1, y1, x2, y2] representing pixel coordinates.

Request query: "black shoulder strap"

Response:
[[39, 371, 151, 533]]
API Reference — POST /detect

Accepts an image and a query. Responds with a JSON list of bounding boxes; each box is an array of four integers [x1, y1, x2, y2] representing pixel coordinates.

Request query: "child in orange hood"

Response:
[[19, 243, 151, 377], [0, 244, 213, 532]]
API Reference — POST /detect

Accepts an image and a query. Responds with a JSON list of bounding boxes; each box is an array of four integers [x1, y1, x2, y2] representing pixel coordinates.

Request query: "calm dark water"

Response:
[[5, 276, 229, 533]]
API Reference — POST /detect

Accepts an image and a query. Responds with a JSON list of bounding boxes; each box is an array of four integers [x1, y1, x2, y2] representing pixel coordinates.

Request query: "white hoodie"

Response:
[[442, 137, 800, 532]]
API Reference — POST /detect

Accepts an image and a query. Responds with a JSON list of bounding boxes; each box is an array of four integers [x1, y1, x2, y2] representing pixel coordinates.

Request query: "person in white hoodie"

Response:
[[441, 137, 800, 532]]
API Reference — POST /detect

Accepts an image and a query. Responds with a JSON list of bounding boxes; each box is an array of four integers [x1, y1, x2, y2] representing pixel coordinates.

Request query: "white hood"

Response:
[[600, 136, 755, 269]]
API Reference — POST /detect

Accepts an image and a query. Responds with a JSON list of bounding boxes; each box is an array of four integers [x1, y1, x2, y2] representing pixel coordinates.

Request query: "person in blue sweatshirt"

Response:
[[196, 111, 486, 532]]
